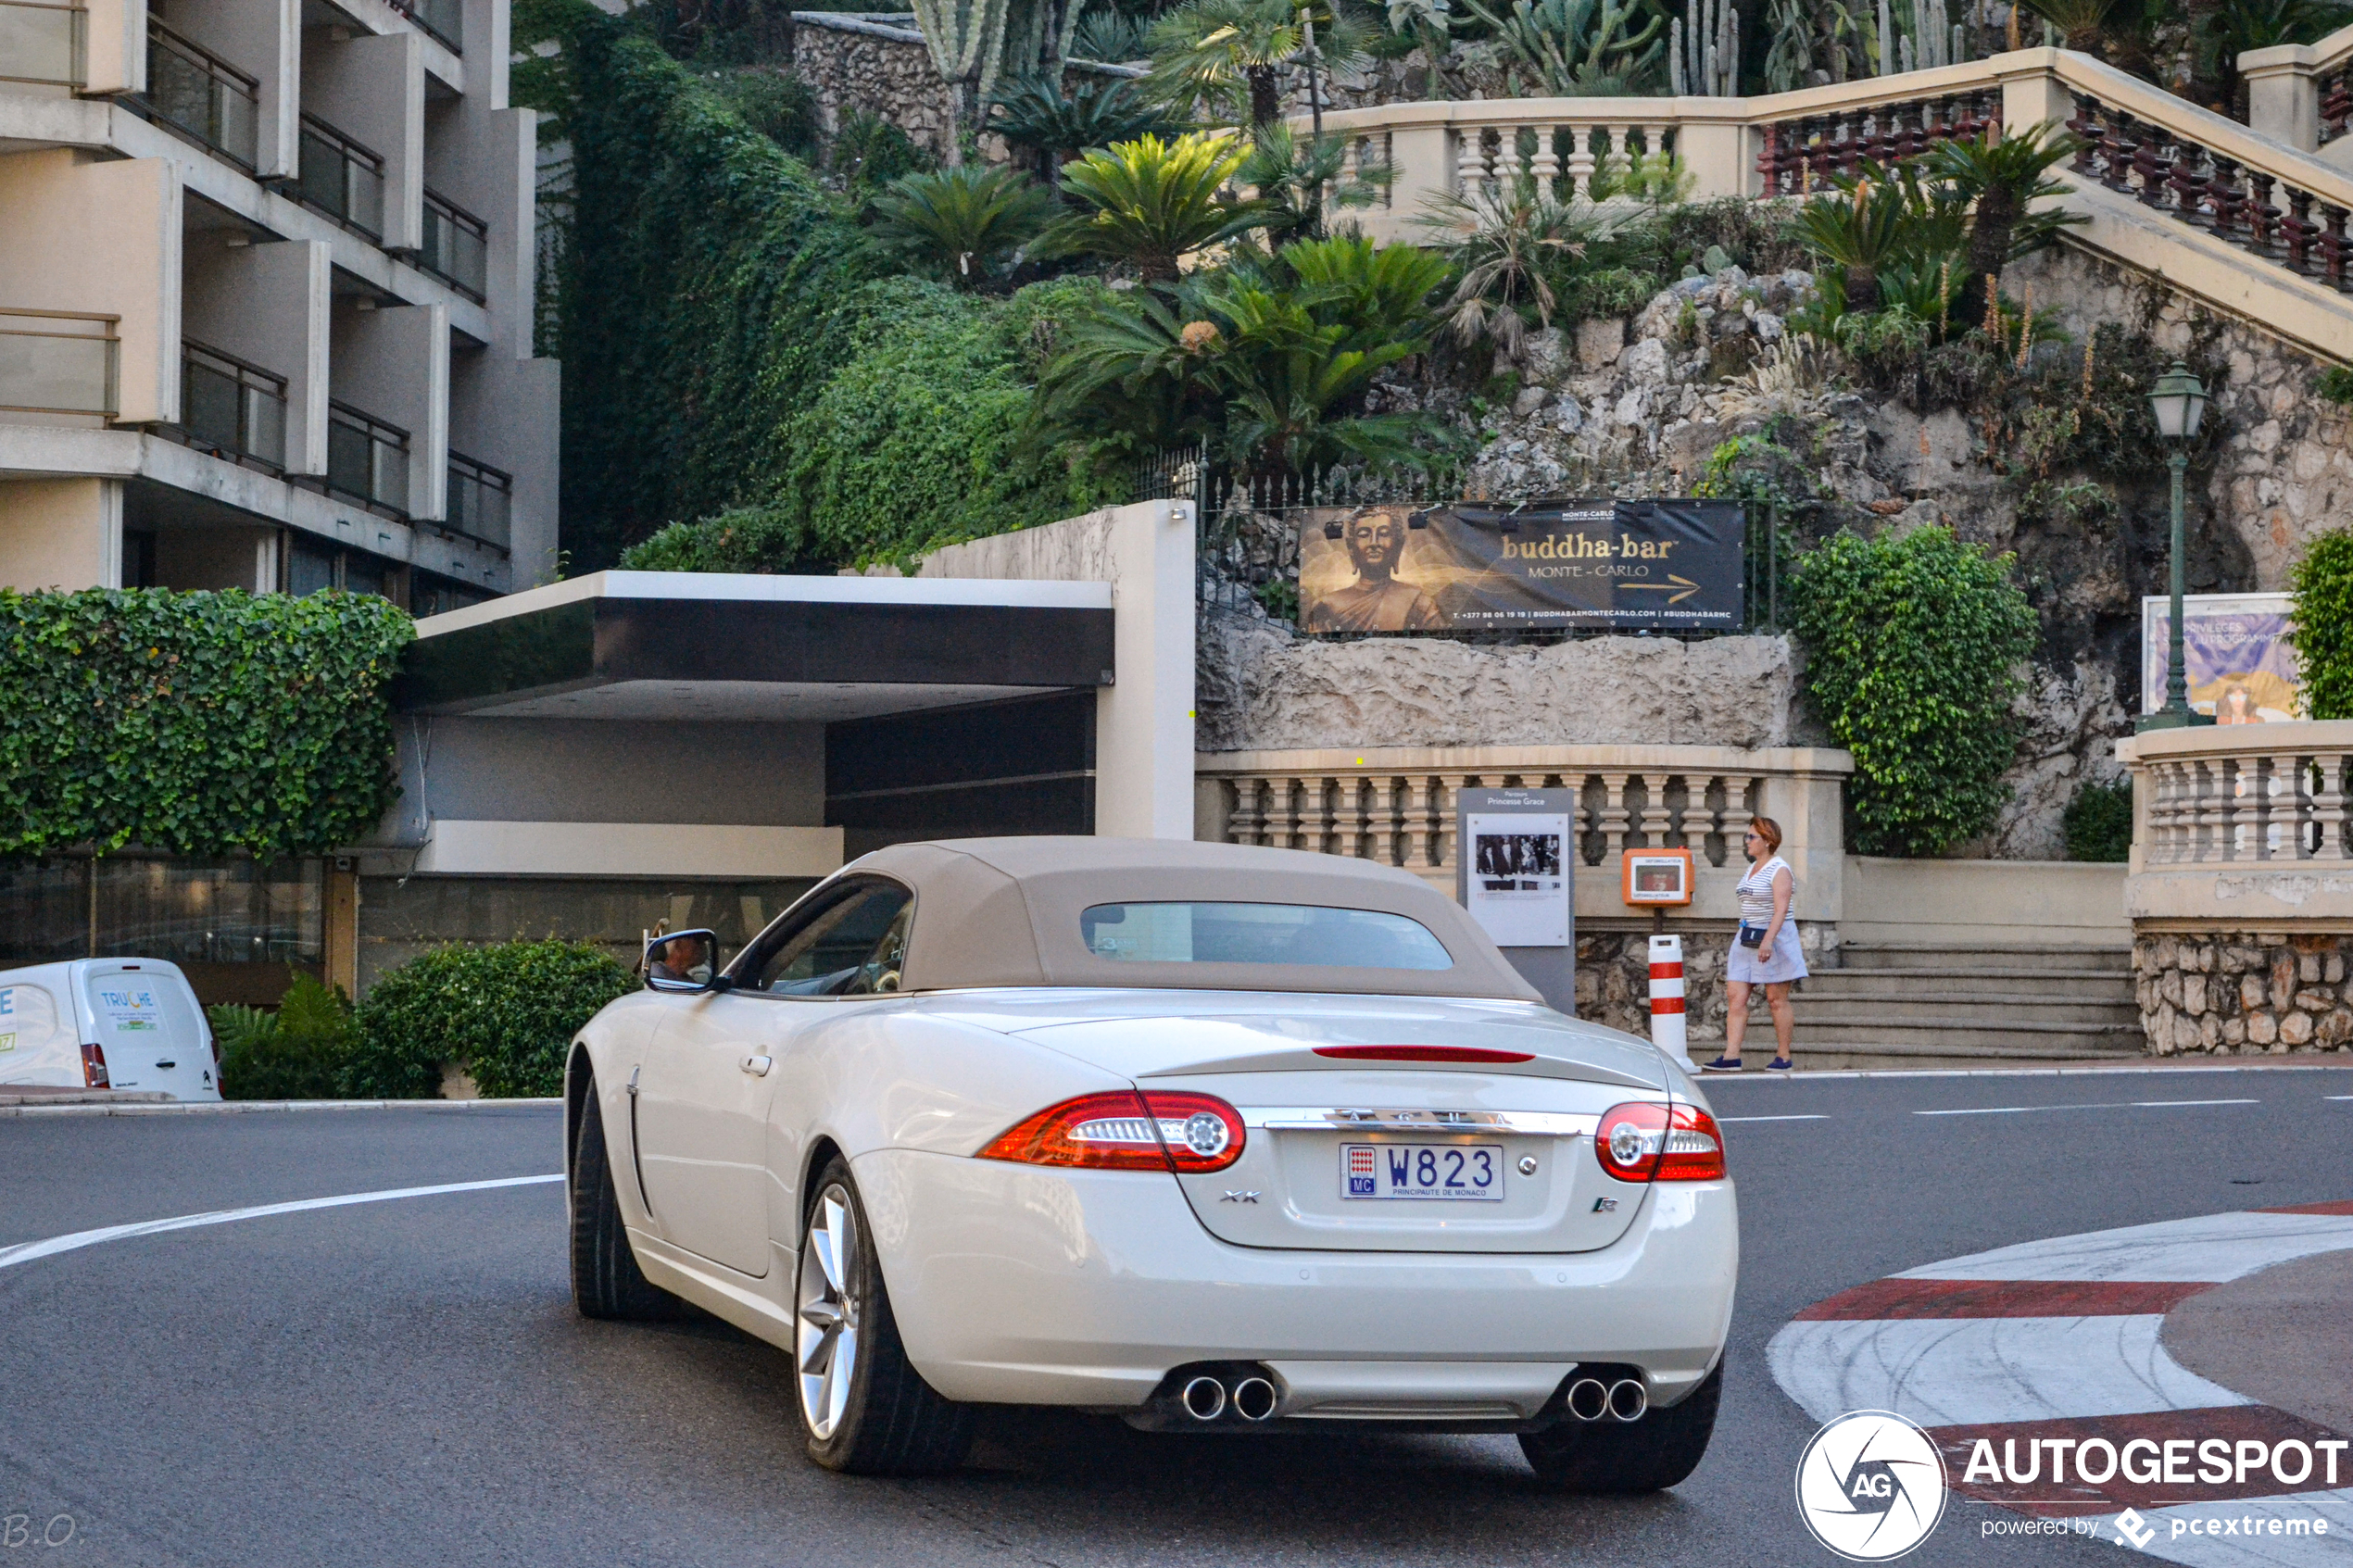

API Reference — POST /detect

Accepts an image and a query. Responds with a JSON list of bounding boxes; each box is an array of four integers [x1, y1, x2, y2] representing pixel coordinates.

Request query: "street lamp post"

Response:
[[2139, 360, 2216, 733]]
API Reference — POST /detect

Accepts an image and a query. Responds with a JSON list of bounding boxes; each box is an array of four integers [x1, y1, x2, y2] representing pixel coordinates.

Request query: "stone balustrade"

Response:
[[2120, 721, 2353, 1057], [1194, 743, 1851, 926]]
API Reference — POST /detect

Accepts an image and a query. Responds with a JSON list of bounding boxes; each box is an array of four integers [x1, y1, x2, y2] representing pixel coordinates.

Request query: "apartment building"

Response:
[[0, 0, 555, 607]]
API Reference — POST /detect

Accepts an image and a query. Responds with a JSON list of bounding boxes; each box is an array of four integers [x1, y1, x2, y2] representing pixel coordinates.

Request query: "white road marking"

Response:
[[1768, 1313, 2249, 1427], [1893, 1210, 2353, 1285], [1915, 1098, 2259, 1117], [0, 1173, 564, 1273], [1717, 1113, 1831, 1123]]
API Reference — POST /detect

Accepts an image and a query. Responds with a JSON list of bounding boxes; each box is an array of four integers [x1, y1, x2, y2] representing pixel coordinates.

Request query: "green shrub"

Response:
[[619, 504, 814, 574], [209, 972, 358, 1100], [830, 108, 932, 190], [352, 940, 640, 1099], [0, 588, 410, 859], [1789, 525, 2040, 857], [2289, 527, 2353, 720], [2061, 778, 2134, 862], [706, 69, 820, 159], [2317, 366, 2353, 408]]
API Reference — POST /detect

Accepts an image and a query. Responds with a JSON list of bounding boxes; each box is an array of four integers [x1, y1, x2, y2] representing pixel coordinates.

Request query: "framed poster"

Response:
[[1299, 498, 1745, 634], [2140, 592, 2301, 721], [1463, 812, 1571, 947]]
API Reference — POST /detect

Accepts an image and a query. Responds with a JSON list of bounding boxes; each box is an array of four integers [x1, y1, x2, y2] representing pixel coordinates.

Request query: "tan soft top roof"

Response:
[[843, 836, 1540, 1001]]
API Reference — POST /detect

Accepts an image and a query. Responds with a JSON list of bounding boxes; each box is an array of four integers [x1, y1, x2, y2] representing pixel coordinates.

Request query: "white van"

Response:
[[0, 959, 222, 1101]]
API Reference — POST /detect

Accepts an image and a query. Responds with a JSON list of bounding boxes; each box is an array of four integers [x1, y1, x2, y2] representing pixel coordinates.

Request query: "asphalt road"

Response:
[[3, 1067, 2349, 1568]]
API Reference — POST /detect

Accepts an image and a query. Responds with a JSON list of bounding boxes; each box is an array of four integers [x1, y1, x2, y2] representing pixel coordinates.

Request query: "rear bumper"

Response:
[[852, 1148, 1738, 1413]]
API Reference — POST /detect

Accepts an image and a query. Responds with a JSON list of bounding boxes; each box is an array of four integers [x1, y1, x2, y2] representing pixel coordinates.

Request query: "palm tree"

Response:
[[1233, 121, 1394, 245], [1923, 122, 2083, 329], [1146, 0, 1370, 127], [1416, 173, 1618, 358], [868, 165, 1056, 286], [1039, 131, 1266, 282]]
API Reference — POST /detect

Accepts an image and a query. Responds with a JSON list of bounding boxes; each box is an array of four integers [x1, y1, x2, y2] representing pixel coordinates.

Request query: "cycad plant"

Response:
[[1922, 121, 2082, 329], [1038, 233, 1455, 479], [1789, 163, 1916, 315], [988, 76, 1188, 179], [1147, 0, 1371, 126], [1072, 3, 1151, 60], [869, 164, 1056, 286], [1040, 131, 1266, 282], [1416, 172, 1618, 358]]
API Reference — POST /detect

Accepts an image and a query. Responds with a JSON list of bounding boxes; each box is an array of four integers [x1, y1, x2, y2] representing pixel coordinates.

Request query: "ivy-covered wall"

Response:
[[552, 8, 1112, 571], [0, 590, 412, 859]]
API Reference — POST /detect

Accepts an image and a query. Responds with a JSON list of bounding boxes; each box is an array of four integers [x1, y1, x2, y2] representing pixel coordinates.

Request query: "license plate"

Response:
[[1340, 1142, 1505, 1200]]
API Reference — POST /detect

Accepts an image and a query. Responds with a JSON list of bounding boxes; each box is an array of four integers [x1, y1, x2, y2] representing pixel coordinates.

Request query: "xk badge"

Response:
[[1794, 1410, 1950, 1562]]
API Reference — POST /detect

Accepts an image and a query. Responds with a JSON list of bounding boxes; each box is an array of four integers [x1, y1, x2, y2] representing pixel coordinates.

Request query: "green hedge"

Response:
[[1789, 526, 2040, 857], [2289, 527, 2353, 720], [350, 940, 640, 1099], [554, 10, 1110, 571], [0, 589, 410, 859], [2061, 779, 2134, 862]]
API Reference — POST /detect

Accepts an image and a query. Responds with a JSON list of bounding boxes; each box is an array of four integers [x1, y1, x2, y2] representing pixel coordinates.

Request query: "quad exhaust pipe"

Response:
[[1565, 1375, 1648, 1423], [1178, 1371, 1278, 1423]]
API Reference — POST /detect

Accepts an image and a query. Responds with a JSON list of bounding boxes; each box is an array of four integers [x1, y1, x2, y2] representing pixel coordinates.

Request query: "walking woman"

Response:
[[1704, 816, 1806, 1073]]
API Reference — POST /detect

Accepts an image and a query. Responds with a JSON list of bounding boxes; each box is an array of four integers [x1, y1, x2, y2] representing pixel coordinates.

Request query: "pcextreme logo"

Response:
[[1795, 1411, 1950, 1562]]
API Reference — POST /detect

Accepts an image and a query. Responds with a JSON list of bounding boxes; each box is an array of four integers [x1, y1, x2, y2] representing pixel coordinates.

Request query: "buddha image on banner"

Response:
[[2140, 592, 2302, 721], [1297, 499, 1746, 633]]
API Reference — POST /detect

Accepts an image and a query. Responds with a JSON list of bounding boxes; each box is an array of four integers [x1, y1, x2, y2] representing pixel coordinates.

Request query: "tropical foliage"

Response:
[[869, 164, 1055, 285], [1039, 131, 1263, 281]]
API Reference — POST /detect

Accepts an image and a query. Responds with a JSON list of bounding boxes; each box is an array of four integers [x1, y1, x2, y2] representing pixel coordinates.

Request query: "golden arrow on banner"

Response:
[[1618, 574, 1703, 604]]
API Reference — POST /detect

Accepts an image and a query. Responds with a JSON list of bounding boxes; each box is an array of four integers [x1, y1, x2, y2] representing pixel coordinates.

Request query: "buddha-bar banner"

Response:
[[1296, 498, 1747, 633]]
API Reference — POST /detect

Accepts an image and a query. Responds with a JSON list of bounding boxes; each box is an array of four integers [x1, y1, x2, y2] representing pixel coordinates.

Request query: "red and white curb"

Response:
[[1769, 1201, 2353, 1564]]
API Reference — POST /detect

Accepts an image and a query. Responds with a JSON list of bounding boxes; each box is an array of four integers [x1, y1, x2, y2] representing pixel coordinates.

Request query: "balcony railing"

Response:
[[296, 114, 385, 241], [134, 19, 259, 169], [0, 308, 118, 417], [164, 341, 286, 470], [325, 400, 409, 516], [445, 449, 511, 552], [420, 188, 488, 302], [387, 0, 459, 52], [0, 0, 84, 86]]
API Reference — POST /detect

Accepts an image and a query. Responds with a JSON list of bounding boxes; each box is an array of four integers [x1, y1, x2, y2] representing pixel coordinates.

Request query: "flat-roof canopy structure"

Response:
[[401, 571, 1118, 721]]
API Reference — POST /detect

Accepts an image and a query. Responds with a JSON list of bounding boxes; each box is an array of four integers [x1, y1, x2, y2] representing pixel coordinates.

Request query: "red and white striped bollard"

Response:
[[1648, 934, 1694, 1070]]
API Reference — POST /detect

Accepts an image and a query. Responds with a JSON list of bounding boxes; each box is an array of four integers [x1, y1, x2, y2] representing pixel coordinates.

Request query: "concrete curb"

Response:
[[0, 1098, 563, 1119], [1701, 1060, 2353, 1082]]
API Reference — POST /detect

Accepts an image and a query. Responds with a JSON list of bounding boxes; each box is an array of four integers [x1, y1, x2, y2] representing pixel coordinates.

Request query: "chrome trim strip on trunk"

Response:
[[1237, 1108, 1604, 1135]]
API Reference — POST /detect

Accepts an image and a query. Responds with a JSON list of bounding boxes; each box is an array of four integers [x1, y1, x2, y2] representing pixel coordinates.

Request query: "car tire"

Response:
[[1518, 1362, 1723, 1494], [570, 1083, 683, 1322], [794, 1157, 974, 1476]]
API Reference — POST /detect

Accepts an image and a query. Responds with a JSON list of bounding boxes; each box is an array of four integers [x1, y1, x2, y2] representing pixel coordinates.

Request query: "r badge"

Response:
[[1592, 1197, 1618, 1212]]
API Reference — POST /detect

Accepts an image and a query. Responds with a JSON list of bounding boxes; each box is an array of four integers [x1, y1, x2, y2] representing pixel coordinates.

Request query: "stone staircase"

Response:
[[1764, 943, 2147, 1070]]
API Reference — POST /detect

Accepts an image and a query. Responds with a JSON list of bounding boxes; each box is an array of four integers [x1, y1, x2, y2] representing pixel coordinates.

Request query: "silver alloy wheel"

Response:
[[796, 1183, 862, 1440]]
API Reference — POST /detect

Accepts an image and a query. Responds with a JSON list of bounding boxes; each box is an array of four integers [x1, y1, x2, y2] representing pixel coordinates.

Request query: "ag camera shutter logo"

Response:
[[1795, 1411, 1949, 1561]]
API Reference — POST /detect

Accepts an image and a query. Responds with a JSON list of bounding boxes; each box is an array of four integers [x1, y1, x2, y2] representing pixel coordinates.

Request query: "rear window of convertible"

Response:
[[1079, 902, 1453, 970]]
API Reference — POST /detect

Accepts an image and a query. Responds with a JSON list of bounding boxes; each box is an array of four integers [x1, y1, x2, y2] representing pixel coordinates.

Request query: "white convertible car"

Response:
[[564, 837, 1736, 1489]]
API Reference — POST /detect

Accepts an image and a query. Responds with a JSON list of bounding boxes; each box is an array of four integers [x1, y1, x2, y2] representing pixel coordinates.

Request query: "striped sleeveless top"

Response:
[[1736, 855, 1792, 927]]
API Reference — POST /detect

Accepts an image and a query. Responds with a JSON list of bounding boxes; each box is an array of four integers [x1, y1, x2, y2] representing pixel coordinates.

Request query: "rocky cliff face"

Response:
[[1212, 244, 2346, 860]]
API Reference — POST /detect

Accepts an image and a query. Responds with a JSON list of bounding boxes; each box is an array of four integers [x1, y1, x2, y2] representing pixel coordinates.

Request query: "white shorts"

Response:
[[1727, 924, 1807, 985]]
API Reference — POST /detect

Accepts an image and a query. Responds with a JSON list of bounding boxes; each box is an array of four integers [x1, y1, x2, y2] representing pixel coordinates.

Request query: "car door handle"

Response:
[[741, 1055, 774, 1077]]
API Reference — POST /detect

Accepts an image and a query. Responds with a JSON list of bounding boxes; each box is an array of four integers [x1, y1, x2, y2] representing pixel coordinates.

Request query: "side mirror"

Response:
[[645, 928, 731, 994]]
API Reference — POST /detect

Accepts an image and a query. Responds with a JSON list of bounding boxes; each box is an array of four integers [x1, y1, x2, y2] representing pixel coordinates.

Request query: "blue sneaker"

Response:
[[1765, 1056, 1793, 1072], [1701, 1056, 1743, 1073]]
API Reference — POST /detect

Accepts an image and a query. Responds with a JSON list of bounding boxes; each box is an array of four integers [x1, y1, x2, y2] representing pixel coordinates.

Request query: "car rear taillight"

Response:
[[980, 1091, 1246, 1173], [81, 1043, 109, 1090], [1312, 1045, 1535, 1064], [1594, 1103, 1725, 1183]]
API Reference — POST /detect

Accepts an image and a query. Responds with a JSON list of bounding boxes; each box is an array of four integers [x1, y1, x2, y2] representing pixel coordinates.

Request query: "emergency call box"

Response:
[[1621, 847, 1695, 907]]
